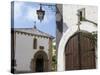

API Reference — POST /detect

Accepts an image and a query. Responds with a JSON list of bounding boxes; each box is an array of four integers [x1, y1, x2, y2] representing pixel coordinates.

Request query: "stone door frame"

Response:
[[31, 51, 49, 72], [57, 25, 97, 71]]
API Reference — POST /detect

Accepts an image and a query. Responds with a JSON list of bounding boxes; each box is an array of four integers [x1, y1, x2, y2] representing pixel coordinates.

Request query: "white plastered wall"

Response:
[[15, 33, 49, 71]]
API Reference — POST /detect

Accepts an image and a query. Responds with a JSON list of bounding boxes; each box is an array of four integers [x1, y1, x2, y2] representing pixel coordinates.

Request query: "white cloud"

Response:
[[25, 7, 38, 21], [14, 2, 25, 19], [14, 1, 39, 22], [42, 12, 56, 24]]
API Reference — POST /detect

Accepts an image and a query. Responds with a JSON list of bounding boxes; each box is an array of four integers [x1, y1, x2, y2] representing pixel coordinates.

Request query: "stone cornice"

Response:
[[15, 30, 51, 39]]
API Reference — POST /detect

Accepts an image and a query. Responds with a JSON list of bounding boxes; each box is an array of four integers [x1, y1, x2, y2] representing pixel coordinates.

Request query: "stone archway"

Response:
[[31, 51, 48, 72], [57, 25, 97, 71], [65, 31, 96, 70]]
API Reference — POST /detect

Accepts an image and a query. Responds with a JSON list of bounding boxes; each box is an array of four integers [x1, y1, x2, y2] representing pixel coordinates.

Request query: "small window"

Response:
[[78, 8, 85, 21], [33, 38, 37, 49], [39, 46, 44, 50], [79, 11, 83, 21]]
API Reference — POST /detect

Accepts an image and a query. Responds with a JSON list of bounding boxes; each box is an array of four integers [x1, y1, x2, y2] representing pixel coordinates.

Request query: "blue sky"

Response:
[[13, 1, 56, 37]]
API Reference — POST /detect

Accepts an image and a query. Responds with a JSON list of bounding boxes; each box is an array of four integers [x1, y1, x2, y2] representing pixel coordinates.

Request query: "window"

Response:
[[79, 11, 83, 21], [78, 8, 85, 21], [33, 38, 37, 49], [39, 46, 44, 50]]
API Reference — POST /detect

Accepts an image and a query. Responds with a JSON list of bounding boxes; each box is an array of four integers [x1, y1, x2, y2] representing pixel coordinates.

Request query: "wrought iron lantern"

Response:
[[37, 4, 45, 22]]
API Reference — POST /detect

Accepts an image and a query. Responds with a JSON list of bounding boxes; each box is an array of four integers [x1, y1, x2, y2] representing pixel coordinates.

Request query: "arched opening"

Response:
[[65, 31, 96, 70], [31, 51, 48, 72], [35, 54, 44, 72]]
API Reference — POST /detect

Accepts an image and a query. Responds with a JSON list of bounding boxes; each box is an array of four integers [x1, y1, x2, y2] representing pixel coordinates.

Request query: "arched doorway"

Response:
[[31, 51, 48, 72], [35, 55, 44, 72], [65, 31, 96, 70]]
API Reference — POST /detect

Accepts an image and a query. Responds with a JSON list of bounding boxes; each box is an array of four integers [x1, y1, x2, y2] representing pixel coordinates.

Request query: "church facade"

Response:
[[57, 5, 97, 71], [11, 26, 54, 73]]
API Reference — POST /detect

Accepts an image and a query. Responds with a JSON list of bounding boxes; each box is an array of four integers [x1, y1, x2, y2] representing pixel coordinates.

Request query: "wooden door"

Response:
[[65, 32, 96, 70], [36, 58, 44, 72]]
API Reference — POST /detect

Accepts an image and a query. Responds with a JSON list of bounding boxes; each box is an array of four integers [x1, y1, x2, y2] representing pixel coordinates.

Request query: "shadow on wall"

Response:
[[63, 22, 68, 33]]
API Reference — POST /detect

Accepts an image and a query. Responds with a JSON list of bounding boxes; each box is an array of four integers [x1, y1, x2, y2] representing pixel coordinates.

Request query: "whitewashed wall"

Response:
[[57, 5, 98, 71], [63, 5, 97, 29], [15, 33, 49, 71]]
